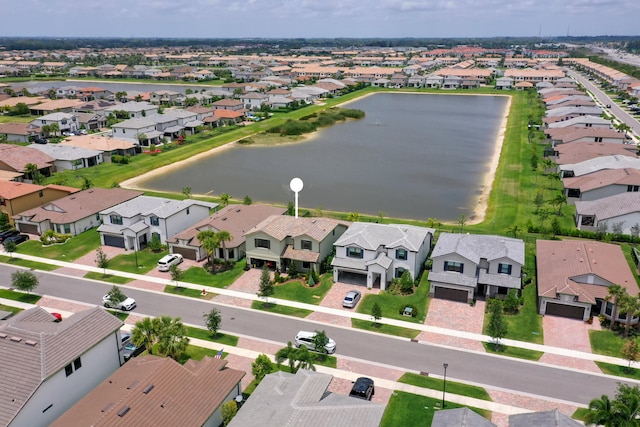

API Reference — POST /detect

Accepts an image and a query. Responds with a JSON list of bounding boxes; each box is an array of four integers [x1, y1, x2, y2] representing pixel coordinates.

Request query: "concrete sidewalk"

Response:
[[2, 248, 635, 370]]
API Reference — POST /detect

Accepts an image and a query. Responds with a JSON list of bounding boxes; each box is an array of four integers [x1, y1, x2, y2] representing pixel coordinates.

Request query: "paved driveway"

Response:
[[418, 298, 486, 352], [538, 315, 601, 373]]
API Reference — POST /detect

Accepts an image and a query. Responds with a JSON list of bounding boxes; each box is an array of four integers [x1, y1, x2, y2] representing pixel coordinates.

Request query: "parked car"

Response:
[[78, 129, 88, 135], [3, 234, 29, 246], [349, 377, 375, 401], [342, 290, 361, 308], [0, 229, 19, 243], [157, 253, 184, 271], [120, 332, 131, 344], [33, 137, 48, 144], [122, 340, 145, 361], [62, 131, 75, 137], [51, 312, 62, 322], [294, 330, 336, 354], [102, 294, 137, 311], [606, 104, 612, 108]]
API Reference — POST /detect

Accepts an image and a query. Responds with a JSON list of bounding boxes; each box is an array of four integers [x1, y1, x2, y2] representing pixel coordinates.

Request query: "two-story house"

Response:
[[31, 112, 79, 134], [331, 223, 434, 290], [428, 233, 525, 303], [104, 101, 158, 119], [98, 196, 217, 250], [244, 215, 350, 273], [110, 117, 162, 146], [0, 307, 124, 427], [0, 181, 79, 226]]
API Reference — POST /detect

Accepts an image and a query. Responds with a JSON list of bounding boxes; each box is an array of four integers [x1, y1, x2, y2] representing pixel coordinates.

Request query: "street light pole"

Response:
[[442, 363, 448, 409]]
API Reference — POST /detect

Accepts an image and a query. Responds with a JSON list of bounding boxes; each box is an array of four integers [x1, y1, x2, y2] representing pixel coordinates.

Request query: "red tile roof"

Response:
[[0, 144, 55, 172]]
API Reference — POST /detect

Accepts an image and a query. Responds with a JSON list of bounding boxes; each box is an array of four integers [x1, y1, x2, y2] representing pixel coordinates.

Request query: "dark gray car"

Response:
[[123, 341, 145, 361]]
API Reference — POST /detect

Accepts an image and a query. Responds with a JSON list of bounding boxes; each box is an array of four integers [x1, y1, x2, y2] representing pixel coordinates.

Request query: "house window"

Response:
[[110, 215, 123, 225], [73, 357, 82, 370], [395, 267, 406, 278], [396, 249, 408, 260], [303, 261, 310, 269], [228, 249, 235, 259], [38, 190, 44, 198], [627, 185, 639, 192], [0, 198, 4, 206], [255, 238, 270, 249], [150, 216, 159, 226], [96, 213, 100, 220], [218, 248, 224, 258], [444, 261, 464, 273], [346, 247, 364, 259], [186, 207, 190, 215], [63, 224, 71, 234], [498, 263, 512, 275], [65, 364, 73, 377], [605, 301, 613, 316], [301, 240, 312, 250]]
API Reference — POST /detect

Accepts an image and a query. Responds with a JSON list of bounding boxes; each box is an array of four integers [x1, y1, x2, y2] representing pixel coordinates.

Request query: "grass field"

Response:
[[398, 372, 492, 401], [482, 284, 543, 344], [272, 274, 332, 305], [482, 342, 544, 361], [589, 329, 626, 358], [251, 300, 312, 318], [16, 228, 100, 261], [84, 271, 132, 284], [0, 256, 59, 271], [0, 289, 41, 304], [181, 262, 246, 288], [351, 318, 420, 339]]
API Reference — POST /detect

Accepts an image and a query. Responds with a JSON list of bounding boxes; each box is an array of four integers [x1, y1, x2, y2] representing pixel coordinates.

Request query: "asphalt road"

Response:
[[1, 265, 636, 405]]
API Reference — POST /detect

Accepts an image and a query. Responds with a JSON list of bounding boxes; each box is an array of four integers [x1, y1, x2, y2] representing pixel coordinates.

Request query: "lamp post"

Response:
[[442, 363, 448, 409]]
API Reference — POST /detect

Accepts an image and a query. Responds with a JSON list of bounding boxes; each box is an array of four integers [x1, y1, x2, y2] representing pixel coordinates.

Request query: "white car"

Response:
[[294, 330, 336, 354], [157, 253, 184, 272], [102, 294, 137, 311]]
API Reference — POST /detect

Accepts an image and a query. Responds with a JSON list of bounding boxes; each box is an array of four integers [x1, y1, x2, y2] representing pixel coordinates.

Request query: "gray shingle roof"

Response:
[[431, 233, 525, 265], [509, 409, 583, 427], [575, 192, 640, 220], [29, 143, 102, 161], [334, 223, 434, 252], [432, 407, 496, 427], [561, 154, 640, 177], [99, 195, 216, 218]]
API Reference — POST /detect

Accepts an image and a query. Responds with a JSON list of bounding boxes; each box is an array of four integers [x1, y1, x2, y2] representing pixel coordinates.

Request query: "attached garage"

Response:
[[172, 246, 199, 261], [17, 223, 38, 235], [336, 270, 367, 285], [103, 235, 125, 248], [544, 302, 585, 320], [434, 286, 469, 303]]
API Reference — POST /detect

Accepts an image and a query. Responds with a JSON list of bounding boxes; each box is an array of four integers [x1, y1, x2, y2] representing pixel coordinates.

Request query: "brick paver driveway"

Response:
[[418, 298, 486, 351]]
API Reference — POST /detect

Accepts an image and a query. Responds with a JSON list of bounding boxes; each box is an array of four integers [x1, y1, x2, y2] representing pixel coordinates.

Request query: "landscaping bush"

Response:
[[398, 304, 418, 318], [40, 229, 72, 245], [111, 154, 130, 164]]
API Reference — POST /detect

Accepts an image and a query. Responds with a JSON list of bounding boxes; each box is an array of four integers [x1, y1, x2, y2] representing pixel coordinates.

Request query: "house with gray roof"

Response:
[[428, 233, 525, 303], [559, 154, 640, 178], [563, 168, 640, 201], [432, 408, 582, 427], [547, 115, 611, 129], [575, 192, 640, 235], [331, 223, 434, 290], [98, 195, 217, 250], [229, 370, 385, 427], [0, 306, 124, 427], [104, 101, 158, 119], [432, 407, 495, 427], [244, 215, 350, 273], [30, 112, 79, 134], [110, 117, 161, 146], [28, 143, 103, 171]]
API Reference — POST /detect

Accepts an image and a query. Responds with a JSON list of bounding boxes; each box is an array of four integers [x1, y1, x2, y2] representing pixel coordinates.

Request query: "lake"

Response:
[[139, 92, 509, 221]]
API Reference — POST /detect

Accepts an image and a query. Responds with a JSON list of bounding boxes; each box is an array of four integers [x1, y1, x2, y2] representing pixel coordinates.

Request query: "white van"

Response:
[[294, 330, 336, 354], [157, 253, 184, 272]]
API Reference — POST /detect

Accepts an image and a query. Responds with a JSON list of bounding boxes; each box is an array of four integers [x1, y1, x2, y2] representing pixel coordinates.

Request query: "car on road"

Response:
[[349, 377, 375, 400], [3, 234, 29, 246], [122, 340, 145, 361], [606, 104, 611, 108], [102, 294, 137, 311], [294, 330, 336, 354], [342, 290, 362, 308], [157, 253, 184, 271], [0, 229, 19, 243]]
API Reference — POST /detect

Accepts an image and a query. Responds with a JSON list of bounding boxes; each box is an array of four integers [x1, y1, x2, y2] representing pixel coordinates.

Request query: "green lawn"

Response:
[[272, 274, 332, 305], [251, 300, 312, 318], [109, 249, 168, 274], [0, 115, 33, 123], [0, 289, 41, 304], [184, 325, 239, 346], [381, 391, 492, 427], [176, 345, 227, 364], [164, 285, 217, 299], [105, 309, 129, 321], [589, 329, 626, 358], [0, 256, 59, 271], [595, 361, 640, 380], [84, 271, 132, 284], [397, 373, 492, 401], [0, 304, 23, 315], [482, 342, 544, 361], [482, 284, 543, 344], [16, 228, 100, 261], [356, 274, 430, 323], [180, 261, 246, 288], [351, 318, 420, 339]]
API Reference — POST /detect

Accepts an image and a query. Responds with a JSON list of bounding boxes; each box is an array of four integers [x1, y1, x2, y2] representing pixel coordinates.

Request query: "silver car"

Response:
[[342, 290, 361, 308]]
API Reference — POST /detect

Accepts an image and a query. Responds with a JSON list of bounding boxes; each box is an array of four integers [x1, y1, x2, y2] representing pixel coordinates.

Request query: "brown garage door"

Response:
[[172, 246, 198, 261], [17, 223, 38, 235], [545, 302, 585, 320], [434, 286, 468, 303]]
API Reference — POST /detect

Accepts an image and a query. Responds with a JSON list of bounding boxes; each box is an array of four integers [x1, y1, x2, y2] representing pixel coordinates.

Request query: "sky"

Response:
[[2, 0, 639, 39]]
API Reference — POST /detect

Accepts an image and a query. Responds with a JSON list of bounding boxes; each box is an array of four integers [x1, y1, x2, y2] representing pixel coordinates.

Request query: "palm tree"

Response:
[[294, 346, 316, 372], [619, 294, 640, 337], [156, 316, 189, 360], [550, 192, 567, 215], [506, 225, 521, 238], [132, 317, 159, 355], [48, 123, 59, 136], [197, 229, 217, 265], [220, 193, 230, 207], [605, 284, 628, 331], [24, 163, 42, 184], [216, 230, 232, 263], [275, 341, 298, 373], [584, 394, 617, 427]]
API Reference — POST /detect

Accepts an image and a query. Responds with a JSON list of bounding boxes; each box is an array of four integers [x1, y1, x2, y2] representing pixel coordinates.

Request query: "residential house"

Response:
[[0, 181, 78, 225], [547, 127, 628, 146], [229, 370, 385, 427], [29, 143, 103, 171], [211, 98, 244, 111], [206, 109, 245, 126], [331, 223, 434, 290], [52, 355, 244, 427], [0, 144, 55, 181], [564, 168, 640, 201], [239, 92, 269, 110], [110, 117, 161, 146], [575, 192, 640, 234], [29, 99, 85, 116], [31, 112, 79, 134], [150, 90, 182, 105], [76, 86, 113, 101], [432, 408, 495, 427], [0, 307, 124, 427], [74, 112, 107, 131], [559, 155, 640, 178], [425, 74, 444, 88], [432, 408, 581, 427], [552, 141, 637, 166], [167, 204, 286, 261], [244, 215, 350, 273], [14, 187, 142, 235], [428, 233, 525, 303], [60, 135, 138, 161], [536, 239, 639, 321], [546, 115, 611, 130], [0, 122, 41, 143], [98, 196, 216, 250], [495, 77, 513, 90], [104, 101, 158, 119]]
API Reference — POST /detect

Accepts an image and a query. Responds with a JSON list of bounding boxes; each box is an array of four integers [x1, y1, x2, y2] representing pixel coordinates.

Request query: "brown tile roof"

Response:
[[212, 98, 243, 107], [167, 203, 286, 247], [0, 96, 46, 108], [59, 135, 136, 152], [554, 142, 638, 165], [246, 215, 351, 241], [0, 122, 37, 136], [212, 109, 244, 119], [0, 307, 123, 426], [549, 127, 626, 144], [32, 98, 85, 111], [536, 239, 639, 304], [0, 181, 47, 199], [15, 187, 143, 223], [564, 168, 640, 192], [52, 355, 244, 427], [0, 144, 55, 172]]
